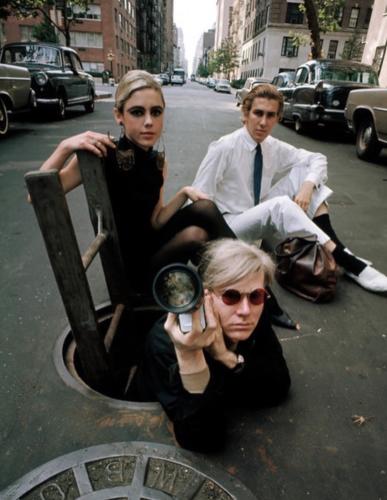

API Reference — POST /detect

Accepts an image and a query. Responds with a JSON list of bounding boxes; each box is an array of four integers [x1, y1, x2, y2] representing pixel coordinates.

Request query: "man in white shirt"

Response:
[[193, 84, 387, 293]]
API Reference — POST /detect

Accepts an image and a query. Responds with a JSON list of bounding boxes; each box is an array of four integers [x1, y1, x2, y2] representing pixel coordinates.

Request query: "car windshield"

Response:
[[218, 79, 230, 84], [2, 45, 61, 66], [319, 63, 379, 85]]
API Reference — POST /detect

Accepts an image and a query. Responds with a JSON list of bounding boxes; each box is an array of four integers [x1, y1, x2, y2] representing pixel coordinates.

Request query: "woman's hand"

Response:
[[60, 131, 116, 159], [183, 186, 210, 202], [293, 181, 314, 213]]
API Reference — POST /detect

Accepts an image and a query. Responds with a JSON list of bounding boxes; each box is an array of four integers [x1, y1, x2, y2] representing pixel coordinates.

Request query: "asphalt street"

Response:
[[0, 81, 387, 499]]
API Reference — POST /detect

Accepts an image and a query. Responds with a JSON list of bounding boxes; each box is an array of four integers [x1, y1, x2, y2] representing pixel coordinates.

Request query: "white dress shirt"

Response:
[[193, 126, 328, 217]]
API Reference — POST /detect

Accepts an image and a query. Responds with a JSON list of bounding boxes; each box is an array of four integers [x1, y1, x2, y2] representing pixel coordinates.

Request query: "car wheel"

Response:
[[0, 97, 9, 136], [294, 116, 304, 134], [356, 118, 382, 161], [56, 96, 66, 120], [84, 94, 95, 113]]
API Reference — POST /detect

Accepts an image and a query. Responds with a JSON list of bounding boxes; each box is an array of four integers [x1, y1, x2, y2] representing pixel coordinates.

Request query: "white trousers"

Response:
[[225, 167, 333, 248]]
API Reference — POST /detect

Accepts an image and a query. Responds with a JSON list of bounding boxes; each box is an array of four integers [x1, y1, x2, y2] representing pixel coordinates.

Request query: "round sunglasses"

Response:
[[218, 288, 269, 306]]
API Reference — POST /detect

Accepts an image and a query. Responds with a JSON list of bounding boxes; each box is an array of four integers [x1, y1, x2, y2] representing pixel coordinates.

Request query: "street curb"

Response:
[[96, 92, 112, 99]]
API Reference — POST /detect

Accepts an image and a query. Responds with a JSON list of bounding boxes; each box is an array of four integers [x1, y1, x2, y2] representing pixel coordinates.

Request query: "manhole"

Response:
[[53, 302, 162, 410], [1, 442, 257, 499]]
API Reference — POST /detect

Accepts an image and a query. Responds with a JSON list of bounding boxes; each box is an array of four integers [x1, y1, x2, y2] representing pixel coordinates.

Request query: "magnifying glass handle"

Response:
[[179, 306, 206, 333]]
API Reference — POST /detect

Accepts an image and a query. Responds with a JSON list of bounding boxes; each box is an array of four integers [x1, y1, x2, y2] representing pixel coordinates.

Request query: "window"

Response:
[[364, 8, 372, 27], [20, 25, 36, 42], [70, 31, 103, 48], [82, 62, 104, 73], [349, 7, 360, 28], [295, 67, 308, 84], [286, 3, 303, 24], [281, 36, 298, 57], [327, 40, 338, 59], [70, 4, 101, 20], [373, 46, 386, 75]]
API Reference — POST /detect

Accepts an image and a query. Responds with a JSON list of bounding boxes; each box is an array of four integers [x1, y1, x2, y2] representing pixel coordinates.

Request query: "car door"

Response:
[[70, 52, 89, 101]]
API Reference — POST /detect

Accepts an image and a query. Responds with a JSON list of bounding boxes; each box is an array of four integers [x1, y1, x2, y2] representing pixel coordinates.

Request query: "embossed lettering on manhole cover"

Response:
[[1, 442, 256, 500]]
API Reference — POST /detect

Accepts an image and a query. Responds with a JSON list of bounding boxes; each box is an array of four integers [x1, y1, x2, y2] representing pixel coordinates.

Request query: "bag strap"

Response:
[[275, 236, 318, 259]]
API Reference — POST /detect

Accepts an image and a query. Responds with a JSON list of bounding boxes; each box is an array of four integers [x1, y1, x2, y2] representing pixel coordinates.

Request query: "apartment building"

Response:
[[1, 0, 174, 78], [215, 0, 234, 49], [361, 0, 387, 85], [234, 0, 373, 80]]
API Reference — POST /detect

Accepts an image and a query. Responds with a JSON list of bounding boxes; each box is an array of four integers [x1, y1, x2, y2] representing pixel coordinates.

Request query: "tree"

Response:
[[32, 17, 59, 43], [341, 31, 364, 61], [212, 37, 239, 79], [296, 0, 345, 59], [0, 0, 88, 46]]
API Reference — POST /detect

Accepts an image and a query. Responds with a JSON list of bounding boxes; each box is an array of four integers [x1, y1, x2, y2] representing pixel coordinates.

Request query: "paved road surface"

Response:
[[0, 81, 386, 499]]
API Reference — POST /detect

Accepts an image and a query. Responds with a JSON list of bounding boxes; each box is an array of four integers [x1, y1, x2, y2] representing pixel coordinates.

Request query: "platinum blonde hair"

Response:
[[114, 69, 165, 113], [198, 238, 275, 290]]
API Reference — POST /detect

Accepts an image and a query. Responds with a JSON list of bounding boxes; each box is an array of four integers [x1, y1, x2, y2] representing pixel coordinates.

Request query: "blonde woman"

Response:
[[37, 70, 235, 290]]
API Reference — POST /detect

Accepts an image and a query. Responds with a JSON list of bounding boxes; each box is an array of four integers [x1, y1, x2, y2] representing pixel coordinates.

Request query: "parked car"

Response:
[[159, 73, 170, 85], [0, 42, 95, 119], [171, 74, 184, 85], [235, 77, 271, 106], [207, 77, 217, 88], [279, 59, 379, 133], [0, 63, 36, 136], [345, 87, 387, 161], [271, 71, 295, 89], [214, 78, 232, 93], [152, 74, 164, 86]]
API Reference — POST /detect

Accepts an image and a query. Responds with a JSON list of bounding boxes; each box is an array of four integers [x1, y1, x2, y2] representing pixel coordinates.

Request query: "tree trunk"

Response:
[[303, 0, 323, 59]]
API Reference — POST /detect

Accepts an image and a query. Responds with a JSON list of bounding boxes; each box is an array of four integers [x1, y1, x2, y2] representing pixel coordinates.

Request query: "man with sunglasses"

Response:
[[128, 239, 291, 452], [192, 84, 387, 293]]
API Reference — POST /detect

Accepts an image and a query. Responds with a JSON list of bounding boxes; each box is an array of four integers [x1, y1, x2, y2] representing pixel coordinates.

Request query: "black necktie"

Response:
[[253, 144, 263, 205]]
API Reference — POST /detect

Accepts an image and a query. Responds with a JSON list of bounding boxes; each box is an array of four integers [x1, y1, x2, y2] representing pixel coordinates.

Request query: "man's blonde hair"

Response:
[[114, 69, 165, 113], [198, 238, 275, 290]]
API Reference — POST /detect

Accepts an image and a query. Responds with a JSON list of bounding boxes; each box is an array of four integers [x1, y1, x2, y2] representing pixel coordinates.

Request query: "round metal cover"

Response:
[[1, 442, 256, 500]]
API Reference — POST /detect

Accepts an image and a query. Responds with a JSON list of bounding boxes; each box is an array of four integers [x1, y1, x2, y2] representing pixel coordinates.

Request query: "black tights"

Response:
[[149, 199, 235, 281]]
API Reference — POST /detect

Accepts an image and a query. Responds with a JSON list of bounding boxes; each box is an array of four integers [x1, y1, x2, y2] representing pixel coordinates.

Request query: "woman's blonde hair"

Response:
[[198, 238, 275, 290], [114, 69, 165, 112]]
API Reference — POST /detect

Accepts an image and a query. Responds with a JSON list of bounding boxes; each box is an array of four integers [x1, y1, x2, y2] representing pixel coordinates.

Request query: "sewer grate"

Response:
[[1, 442, 257, 500]]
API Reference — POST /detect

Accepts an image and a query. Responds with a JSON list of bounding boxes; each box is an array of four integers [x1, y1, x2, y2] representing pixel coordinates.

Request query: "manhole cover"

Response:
[[1, 442, 256, 500]]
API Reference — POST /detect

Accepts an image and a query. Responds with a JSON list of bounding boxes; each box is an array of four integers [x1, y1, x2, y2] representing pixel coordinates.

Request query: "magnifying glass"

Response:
[[153, 263, 206, 333]]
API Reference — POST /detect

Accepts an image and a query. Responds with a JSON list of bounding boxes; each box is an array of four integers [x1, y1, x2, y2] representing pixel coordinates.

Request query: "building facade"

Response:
[[215, 0, 234, 49], [1, 1, 138, 79], [361, 0, 387, 85], [1, 0, 174, 79], [136, 0, 174, 73], [233, 0, 374, 81]]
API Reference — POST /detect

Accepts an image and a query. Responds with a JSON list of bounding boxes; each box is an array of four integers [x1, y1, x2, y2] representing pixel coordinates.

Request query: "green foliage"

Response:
[[340, 31, 364, 61], [0, 0, 89, 46], [293, 0, 345, 58], [197, 62, 209, 78], [32, 17, 59, 43], [211, 37, 239, 79], [299, 0, 344, 34]]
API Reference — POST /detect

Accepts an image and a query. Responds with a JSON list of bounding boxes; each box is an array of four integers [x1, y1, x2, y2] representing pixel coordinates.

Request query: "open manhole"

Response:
[[1, 442, 256, 499], [54, 302, 164, 410]]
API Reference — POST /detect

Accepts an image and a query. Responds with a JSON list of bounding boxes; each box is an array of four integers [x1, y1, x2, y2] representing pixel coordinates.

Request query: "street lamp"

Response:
[[107, 50, 115, 81]]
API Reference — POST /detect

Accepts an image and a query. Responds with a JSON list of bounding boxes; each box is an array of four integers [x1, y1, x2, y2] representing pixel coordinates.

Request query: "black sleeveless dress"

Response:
[[104, 136, 164, 287]]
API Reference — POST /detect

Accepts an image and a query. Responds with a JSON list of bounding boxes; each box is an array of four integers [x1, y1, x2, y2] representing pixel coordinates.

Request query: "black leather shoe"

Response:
[[271, 311, 300, 330]]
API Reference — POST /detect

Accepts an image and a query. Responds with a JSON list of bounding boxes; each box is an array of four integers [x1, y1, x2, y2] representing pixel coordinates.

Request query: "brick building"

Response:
[[0, 0, 174, 79]]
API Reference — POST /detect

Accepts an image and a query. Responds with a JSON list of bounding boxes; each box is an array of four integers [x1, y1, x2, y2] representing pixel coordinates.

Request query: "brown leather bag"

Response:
[[274, 235, 338, 302]]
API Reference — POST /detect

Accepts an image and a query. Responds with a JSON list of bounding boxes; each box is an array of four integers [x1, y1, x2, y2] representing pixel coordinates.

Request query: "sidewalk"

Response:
[[94, 76, 115, 100]]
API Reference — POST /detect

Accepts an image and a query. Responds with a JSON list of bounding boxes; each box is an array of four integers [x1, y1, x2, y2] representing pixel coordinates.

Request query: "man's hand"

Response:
[[293, 181, 315, 213]]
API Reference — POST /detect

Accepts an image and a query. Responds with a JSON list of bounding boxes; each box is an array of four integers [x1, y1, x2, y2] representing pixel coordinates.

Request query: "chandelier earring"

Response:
[[156, 131, 166, 170]]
